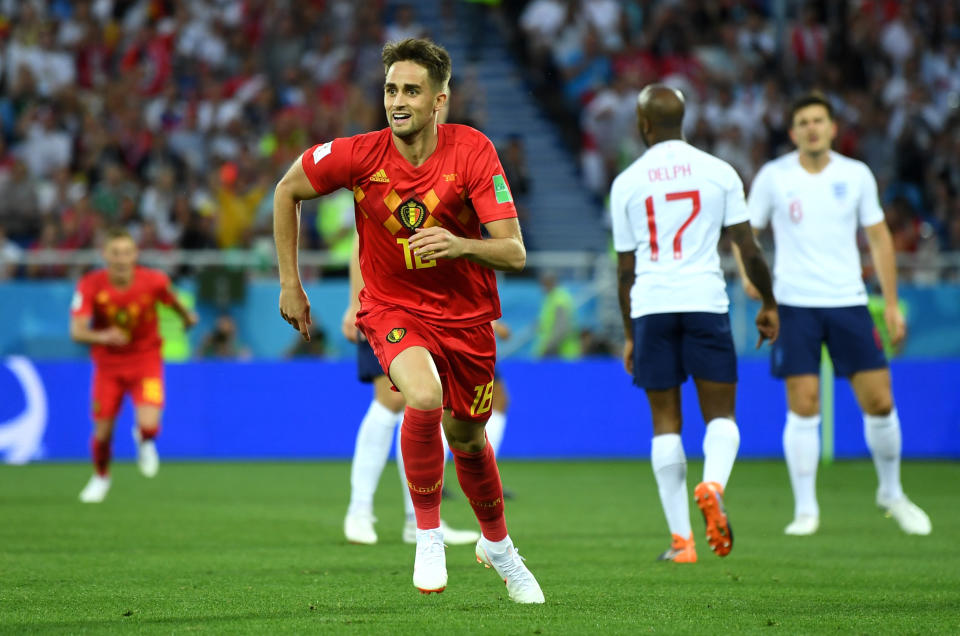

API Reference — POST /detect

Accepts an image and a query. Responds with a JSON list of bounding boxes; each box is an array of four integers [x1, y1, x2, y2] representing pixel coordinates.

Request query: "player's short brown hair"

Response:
[[104, 226, 134, 243], [382, 38, 451, 92], [789, 91, 834, 125]]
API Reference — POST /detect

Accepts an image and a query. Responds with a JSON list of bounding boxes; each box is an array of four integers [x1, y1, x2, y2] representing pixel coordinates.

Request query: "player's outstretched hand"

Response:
[[755, 305, 779, 348], [622, 337, 634, 375], [884, 303, 906, 347], [410, 227, 464, 261], [341, 302, 360, 343], [492, 320, 511, 341], [100, 326, 130, 347], [183, 311, 199, 330], [279, 285, 312, 342]]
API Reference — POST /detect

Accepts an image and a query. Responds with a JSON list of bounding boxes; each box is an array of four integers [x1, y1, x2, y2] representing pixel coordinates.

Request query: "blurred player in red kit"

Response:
[[274, 38, 543, 602], [70, 228, 197, 503]]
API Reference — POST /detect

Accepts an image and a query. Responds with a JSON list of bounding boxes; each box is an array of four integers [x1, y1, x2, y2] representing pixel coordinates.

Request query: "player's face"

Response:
[[384, 61, 444, 139], [103, 236, 138, 281], [789, 104, 836, 155]]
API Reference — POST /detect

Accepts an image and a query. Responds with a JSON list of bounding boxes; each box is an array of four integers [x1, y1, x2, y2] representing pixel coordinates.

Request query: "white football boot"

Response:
[[413, 528, 447, 594], [878, 494, 932, 535], [476, 536, 544, 604], [79, 474, 111, 503], [344, 512, 378, 545], [784, 514, 820, 536], [133, 428, 159, 478]]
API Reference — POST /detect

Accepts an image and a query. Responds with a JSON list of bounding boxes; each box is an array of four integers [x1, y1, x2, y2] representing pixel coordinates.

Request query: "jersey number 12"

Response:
[[644, 190, 701, 261]]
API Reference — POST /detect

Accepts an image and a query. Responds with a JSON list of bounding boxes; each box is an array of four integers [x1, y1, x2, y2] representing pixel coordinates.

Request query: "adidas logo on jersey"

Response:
[[370, 169, 390, 183]]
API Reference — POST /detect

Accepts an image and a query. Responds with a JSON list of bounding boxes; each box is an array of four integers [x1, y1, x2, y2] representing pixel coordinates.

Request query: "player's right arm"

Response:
[[727, 221, 779, 347], [69, 315, 129, 346], [274, 156, 321, 342], [341, 232, 364, 343], [69, 282, 128, 346]]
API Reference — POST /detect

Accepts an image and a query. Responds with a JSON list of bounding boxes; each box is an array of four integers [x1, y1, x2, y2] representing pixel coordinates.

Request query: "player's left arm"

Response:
[[728, 221, 779, 347], [408, 217, 526, 272], [864, 219, 906, 346], [167, 291, 199, 330], [155, 274, 198, 329]]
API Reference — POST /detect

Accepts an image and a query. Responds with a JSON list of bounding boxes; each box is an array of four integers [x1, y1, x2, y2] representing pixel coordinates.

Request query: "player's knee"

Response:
[[402, 384, 442, 410], [378, 390, 406, 414], [862, 392, 893, 416], [788, 390, 819, 417]]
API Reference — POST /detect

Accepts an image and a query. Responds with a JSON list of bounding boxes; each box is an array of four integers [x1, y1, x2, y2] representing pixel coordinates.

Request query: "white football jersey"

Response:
[[610, 139, 749, 317], [748, 151, 884, 307]]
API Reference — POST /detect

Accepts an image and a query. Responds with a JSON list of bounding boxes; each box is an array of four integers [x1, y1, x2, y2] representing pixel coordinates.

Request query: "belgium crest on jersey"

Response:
[[397, 198, 427, 231], [386, 327, 406, 343]]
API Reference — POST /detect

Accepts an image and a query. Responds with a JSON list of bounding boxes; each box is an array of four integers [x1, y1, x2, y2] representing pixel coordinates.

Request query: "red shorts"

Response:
[[358, 304, 496, 422], [91, 355, 165, 420]]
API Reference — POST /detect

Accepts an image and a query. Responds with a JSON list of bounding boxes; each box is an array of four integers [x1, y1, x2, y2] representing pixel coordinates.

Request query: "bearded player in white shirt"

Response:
[[611, 85, 779, 562], [740, 92, 931, 536]]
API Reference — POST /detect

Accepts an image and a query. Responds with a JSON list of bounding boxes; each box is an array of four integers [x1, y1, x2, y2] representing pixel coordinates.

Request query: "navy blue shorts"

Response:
[[771, 305, 887, 378], [357, 338, 386, 383], [631, 312, 737, 390]]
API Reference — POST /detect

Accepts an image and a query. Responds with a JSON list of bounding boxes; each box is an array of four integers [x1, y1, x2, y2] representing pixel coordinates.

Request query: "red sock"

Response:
[[91, 437, 111, 477], [452, 438, 507, 541], [400, 406, 444, 530], [138, 425, 160, 441]]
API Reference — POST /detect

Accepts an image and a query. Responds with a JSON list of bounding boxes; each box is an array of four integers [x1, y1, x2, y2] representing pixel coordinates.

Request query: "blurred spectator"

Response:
[[285, 325, 328, 358], [212, 161, 268, 249], [0, 225, 23, 280], [199, 314, 251, 360], [534, 271, 581, 359], [27, 219, 65, 279], [0, 159, 41, 243], [384, 4, 428, 43]]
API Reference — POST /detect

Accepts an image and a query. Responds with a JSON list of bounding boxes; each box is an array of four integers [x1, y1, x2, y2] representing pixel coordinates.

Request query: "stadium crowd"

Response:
[[0, 1, 958, 281], [506, 0, 960, 271]]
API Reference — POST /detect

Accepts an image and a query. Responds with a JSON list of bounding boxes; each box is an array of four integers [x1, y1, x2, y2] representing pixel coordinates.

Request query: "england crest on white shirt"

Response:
[[832, 182, 847, 200]]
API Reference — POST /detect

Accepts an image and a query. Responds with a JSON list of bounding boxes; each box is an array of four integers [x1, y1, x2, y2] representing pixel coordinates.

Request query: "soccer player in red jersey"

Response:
[[70, 228, 197, 503], [273, 38, 544, 603]]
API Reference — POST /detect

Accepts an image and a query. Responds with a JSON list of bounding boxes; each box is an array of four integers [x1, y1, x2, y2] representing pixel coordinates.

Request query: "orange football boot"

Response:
[[694, 481, 733, 557], [657, 533, 697, 563]]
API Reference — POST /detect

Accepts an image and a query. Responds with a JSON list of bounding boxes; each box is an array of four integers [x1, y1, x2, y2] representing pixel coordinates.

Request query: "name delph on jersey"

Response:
[[648, 164, 692, 182]]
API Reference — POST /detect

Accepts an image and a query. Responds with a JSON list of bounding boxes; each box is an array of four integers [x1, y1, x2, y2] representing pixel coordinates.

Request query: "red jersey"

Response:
[[301, 124, 518, 326], [71, 267, 175, 365]]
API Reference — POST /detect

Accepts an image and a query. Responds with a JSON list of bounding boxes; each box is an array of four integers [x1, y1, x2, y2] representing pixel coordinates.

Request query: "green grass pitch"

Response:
[[2, 460, 957, 634]]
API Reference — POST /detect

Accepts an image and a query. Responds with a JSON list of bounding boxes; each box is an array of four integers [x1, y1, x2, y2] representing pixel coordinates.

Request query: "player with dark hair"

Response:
[[70, 227, 197, 502], [738, 92, 931, 536], [611, 85, 778, 562], [274, 38, 543, 602]]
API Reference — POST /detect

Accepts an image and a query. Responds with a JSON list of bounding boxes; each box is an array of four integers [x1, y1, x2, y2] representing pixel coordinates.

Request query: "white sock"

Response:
[[702, 417, 740, 489], [783, 411, 821, 519], [395, 414, 416, 522], [347, 400, 399, 517], [864, 408, 904, 502], [651, 434, 691, 538], [481, 533, 512, 551], [485, 409, 507, 455]]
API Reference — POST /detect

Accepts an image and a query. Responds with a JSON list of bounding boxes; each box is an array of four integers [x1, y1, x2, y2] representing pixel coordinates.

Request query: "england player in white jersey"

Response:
[[611, 85, 778, 563], [740, 92, 931, 537]]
